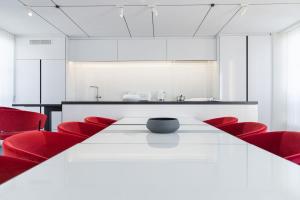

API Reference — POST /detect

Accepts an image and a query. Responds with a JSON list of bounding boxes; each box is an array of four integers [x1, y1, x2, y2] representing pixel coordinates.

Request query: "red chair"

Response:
[[204, 116, 238, 128], [243, 131, 300, 165], [218, 122, 267, 139], [84, 116, 116, 126], [3, 131, 83, 163], [57, 122, 106, 139], [0, 106, 18, 110], [0, 110, 47, 140], [0, 156, 37, 184]]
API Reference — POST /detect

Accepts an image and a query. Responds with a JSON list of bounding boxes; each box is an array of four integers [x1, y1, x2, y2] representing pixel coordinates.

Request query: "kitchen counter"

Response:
[[62, 101, 258, 122], [62, 101, 258, 105]]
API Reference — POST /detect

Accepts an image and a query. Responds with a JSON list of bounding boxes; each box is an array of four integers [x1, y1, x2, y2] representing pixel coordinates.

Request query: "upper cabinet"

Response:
[[15, 37, 65, 60], [67, 38, 217, 61], [68, 40, 117, 61], [118, 39, 166, 61], [167, 38, 216, 60]]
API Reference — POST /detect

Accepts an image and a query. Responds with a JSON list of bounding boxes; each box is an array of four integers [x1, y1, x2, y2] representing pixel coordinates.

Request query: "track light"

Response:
[[149, 5, 158, 17], [152, 7, 158, 17], [240, 3, 248, 16], [27, 6, 33, 17], [119, 7, 124, 18]]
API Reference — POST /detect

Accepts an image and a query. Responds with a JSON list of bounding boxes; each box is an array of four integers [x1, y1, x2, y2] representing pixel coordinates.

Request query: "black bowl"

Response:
[[146, 118, 180, 134]]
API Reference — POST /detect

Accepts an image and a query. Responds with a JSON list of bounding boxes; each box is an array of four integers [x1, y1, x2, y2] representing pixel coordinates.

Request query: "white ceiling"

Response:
[[0, 0, 300, 37], [0, 1, 60, 36], [154, 5, 210, 37]]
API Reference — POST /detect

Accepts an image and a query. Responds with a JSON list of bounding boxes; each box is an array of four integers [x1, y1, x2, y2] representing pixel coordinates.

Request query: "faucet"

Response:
[[90, 86, 102, 101]]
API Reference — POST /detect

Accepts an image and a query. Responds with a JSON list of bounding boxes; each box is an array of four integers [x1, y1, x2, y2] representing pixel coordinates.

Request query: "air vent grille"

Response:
[[29, 40, 52, 45]]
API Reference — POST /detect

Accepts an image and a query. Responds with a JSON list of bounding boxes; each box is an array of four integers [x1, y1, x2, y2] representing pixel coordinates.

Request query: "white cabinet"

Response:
[[67, 38, 217, 61], [167, 38, 216, 60], [69, 40, 117, 61], [41, 60, 66, 104], [15, 60, 40, 104], [248, 36, 272, 126], [118, 39, 166, 61], [219, 36, 246, 101], [51, 111, 62, 131], [15, 36, 66, 105], [15, 37, 65, 60]]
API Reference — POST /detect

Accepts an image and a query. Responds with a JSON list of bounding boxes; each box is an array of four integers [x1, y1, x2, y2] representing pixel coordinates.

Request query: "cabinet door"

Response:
[[15, 60, 40, 104], [41, 60, 65, 104], [167, 38, 216, 60], [118, 39, 166, 61], [68, 40, 117, 61], [15, 37, 65, 60], [219, 36, 246, 101]]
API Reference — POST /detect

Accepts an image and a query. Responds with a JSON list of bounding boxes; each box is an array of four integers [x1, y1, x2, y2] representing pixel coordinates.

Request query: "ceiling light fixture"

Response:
[[240, 3, 248, 16], [152, 7, 158, 17], [149, 5, 158, 17], [119, 7, 124, 18], [27, 6, 33, 17]]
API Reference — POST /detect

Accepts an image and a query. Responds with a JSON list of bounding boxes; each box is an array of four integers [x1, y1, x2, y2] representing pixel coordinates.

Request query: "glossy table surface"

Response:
[[114, 117, 205, 125], [1, 117, 300, 200]]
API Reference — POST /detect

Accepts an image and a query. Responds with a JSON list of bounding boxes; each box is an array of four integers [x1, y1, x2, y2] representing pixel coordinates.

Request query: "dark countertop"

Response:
[[12, 104, 62, 107], [61, 101, 258, 105]]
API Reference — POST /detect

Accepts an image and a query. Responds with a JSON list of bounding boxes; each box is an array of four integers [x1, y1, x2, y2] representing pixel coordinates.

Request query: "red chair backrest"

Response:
[[84, 116, 116, 125], [204, 116, 238, 128], [3, 131, 83, 163], [0, 156, 37, 184], [243, 131, 300, 165], [0, 106, 18, 110], [0, 110, 47, 132], [57, 122, 106, 139], [218, 122, 267, 139], [243, 132, 282, 154]]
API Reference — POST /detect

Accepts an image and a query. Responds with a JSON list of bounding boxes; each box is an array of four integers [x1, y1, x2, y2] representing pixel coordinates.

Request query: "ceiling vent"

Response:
[[29, 40, 52, 45]]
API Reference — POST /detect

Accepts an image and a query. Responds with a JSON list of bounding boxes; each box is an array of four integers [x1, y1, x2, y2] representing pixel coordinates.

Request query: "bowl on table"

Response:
[[146, 118, 180, 134]]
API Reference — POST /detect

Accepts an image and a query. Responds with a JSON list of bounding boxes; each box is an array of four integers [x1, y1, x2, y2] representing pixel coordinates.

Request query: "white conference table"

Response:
[[1, 117, 300, 200]]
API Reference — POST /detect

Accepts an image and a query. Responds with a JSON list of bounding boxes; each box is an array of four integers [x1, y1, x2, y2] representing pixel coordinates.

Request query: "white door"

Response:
[[15, 60, 40, 104], [248, 36, 272, 127], [219, 36, 247, 101], [41, 60, 65, 104]]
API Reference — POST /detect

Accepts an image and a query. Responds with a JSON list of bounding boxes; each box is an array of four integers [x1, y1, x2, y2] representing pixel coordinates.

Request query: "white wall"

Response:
[[66, 61, 219, 101], [0, 29, 14, 107]]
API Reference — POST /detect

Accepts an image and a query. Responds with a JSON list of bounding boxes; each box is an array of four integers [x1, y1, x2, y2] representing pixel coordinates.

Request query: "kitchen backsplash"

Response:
[[66, 61, 219, 101]]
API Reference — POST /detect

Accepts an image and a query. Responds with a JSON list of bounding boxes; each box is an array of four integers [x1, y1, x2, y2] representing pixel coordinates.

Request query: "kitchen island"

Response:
[[62, 101, 258, 122]]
